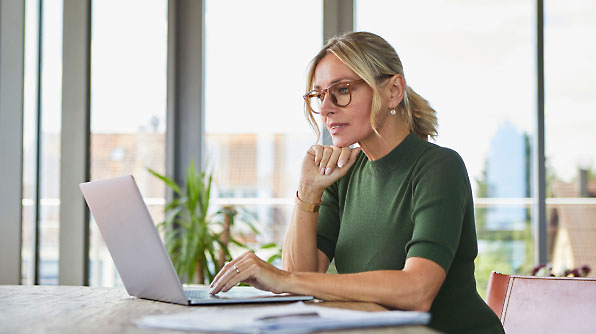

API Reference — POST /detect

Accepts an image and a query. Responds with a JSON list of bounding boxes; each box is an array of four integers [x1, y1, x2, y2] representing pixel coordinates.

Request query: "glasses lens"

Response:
[[330, 83, 351, 107], [307, 92, 323, 114]]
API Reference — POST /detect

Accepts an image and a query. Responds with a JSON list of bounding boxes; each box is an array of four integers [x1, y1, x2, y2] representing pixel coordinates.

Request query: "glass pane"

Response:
[[356, 0, 535, 297], [545, 0, 596, 277], [204, 0, 323, 251], [21, 0, 40, 285], [89, 0, 167, 287], [38, 0, 64, 285]]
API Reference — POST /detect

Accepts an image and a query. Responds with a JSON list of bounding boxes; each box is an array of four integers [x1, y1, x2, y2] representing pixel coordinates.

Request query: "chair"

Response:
[[485, 271, 596, 333], [485, 271, 510, 318]]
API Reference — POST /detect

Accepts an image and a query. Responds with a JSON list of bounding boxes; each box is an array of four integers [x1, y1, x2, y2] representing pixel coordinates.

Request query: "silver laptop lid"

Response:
[[80, 175, 188, 305]]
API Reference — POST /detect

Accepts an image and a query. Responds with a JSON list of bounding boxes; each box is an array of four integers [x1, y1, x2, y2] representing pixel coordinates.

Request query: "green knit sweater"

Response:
[[316, 132, 504, 334]]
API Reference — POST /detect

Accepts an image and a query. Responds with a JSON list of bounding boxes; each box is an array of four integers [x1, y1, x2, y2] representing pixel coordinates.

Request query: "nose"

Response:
[[319, 92, 335, 117]]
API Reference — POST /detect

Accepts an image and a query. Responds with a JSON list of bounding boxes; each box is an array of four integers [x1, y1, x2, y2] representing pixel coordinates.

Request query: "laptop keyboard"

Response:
[[184, 289, 212, 300]]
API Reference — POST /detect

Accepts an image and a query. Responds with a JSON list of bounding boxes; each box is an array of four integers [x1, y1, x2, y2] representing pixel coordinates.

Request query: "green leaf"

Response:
[[164, 207, 182, 225], [206, 247, 218, 281], [229, 237, 248, 249], [173, 218, 191, 231], [146, 167, 183, 196], [267, 254, 281, 264], [244, 221, 260, 235], [259, 242, 278, 249], [165, 198, 183, 212]]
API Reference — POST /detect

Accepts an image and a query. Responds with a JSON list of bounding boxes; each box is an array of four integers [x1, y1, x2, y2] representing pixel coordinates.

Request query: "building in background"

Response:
[[485, 122, 531, 231], [206, 133, 308, 245], [550, 172, 596, 276], [476, 122, 532, 272]]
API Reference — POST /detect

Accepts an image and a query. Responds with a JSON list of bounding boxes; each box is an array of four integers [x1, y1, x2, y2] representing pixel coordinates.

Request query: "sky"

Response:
[[24, 0, 596, 189]]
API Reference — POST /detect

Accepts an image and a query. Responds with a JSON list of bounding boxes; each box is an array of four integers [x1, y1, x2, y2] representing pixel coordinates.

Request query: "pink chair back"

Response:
[[486, 271, 596, 333], [485, 271, 510, 318]]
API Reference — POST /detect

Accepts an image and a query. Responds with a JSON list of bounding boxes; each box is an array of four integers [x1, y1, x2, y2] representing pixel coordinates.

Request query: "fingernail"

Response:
[[325, 168, 332, 175], [338, 160, 344, 168], [320, 167, 325, 175]]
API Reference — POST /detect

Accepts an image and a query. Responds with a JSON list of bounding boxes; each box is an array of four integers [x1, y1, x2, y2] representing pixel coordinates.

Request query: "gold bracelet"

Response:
[[295, 191, 321, 213]]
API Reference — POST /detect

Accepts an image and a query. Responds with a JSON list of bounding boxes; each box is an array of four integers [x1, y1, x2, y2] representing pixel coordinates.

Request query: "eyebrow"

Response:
[[313, 77, 358, 89]]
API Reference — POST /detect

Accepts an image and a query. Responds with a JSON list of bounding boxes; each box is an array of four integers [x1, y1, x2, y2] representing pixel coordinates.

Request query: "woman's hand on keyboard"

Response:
[[209, 251, 290, 295]]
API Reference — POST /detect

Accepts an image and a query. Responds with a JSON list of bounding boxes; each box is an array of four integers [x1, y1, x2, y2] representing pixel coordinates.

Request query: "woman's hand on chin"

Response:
[[299, 145, 361, 198]]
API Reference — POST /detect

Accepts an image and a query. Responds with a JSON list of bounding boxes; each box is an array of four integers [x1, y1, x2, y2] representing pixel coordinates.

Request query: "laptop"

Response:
[[79, 175, 314, 305]]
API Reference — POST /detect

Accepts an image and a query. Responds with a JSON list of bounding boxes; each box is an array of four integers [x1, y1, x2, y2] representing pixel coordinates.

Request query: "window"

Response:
[[21, 0, 64, 285], [357, 0, 536, 296], [11, 0, 594, 289], [545, 0, 596, 276], [89, 0, 168, 287], [21, 0, 41, 285], [204, 0, 323, 250], [37, 0, 64, 286]]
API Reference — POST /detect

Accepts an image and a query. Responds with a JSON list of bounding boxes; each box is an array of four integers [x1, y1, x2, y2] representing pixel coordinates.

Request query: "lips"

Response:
[[327, 122, 348, 135]]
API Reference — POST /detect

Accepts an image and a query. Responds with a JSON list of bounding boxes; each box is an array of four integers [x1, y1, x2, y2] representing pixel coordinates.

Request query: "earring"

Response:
[[390, 109, 396, 115]]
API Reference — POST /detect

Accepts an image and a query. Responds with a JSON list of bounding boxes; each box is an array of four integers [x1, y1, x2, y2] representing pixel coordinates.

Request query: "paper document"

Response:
[[136, 301, 430, 333]]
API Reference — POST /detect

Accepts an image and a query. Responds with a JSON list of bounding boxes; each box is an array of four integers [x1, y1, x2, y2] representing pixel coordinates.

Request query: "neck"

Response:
[[358, 116, 411, 161]]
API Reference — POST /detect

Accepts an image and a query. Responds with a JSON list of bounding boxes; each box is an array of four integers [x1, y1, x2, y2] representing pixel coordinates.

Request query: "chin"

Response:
[[331, 137, 356, 148]]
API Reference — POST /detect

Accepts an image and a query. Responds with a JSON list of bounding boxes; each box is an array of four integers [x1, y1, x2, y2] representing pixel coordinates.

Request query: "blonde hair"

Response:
[[305, 31, 438, 141]]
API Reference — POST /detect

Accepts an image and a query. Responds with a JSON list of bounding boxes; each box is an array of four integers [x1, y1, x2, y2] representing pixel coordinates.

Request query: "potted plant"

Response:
[[148, 161, 256, 284]]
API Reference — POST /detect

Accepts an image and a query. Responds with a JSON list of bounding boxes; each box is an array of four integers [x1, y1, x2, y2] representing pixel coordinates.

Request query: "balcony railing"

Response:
[[23, 197, 596, 208]]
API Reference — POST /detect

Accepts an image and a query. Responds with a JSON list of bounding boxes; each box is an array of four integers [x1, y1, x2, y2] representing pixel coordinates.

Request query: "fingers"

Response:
[[310, 145, 358, 176], [220, 263, 255, 293], [209, 251, 255, 295], [323, 148, 342, 175], [337, 147, 352, 169], [302, 145, 361, 192], [210, 253, 247, 291], [310, 145, 323, 166], [318, 147, 332, 174], [210, 263, 246, 295]]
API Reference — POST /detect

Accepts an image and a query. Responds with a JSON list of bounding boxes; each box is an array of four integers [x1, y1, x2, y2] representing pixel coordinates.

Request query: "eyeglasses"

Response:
[[303, 79, 366, 114], [303, 75, 393, 114]]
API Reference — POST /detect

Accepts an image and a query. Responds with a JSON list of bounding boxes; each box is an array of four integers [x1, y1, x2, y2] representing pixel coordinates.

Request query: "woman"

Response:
[[210, 31, 504, 334]]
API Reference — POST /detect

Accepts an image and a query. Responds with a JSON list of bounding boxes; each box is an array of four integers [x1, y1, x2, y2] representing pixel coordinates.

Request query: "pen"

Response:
[[256, 312, 320, 321]]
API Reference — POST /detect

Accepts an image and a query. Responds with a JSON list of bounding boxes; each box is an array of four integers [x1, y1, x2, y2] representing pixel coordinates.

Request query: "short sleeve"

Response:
[[406, 148, 471, 273], [316, 182, 341, 262]]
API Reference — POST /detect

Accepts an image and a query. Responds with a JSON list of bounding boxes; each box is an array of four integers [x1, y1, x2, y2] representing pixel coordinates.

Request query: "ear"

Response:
[[387, 74, 406, 108]]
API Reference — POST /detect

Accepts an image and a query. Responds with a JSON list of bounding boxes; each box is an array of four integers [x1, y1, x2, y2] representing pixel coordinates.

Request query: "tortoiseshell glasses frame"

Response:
[[303, 75, 393, 114]]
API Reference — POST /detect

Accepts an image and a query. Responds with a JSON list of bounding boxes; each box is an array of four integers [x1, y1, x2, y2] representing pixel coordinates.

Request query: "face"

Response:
[[312, 54, 375, 148]]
